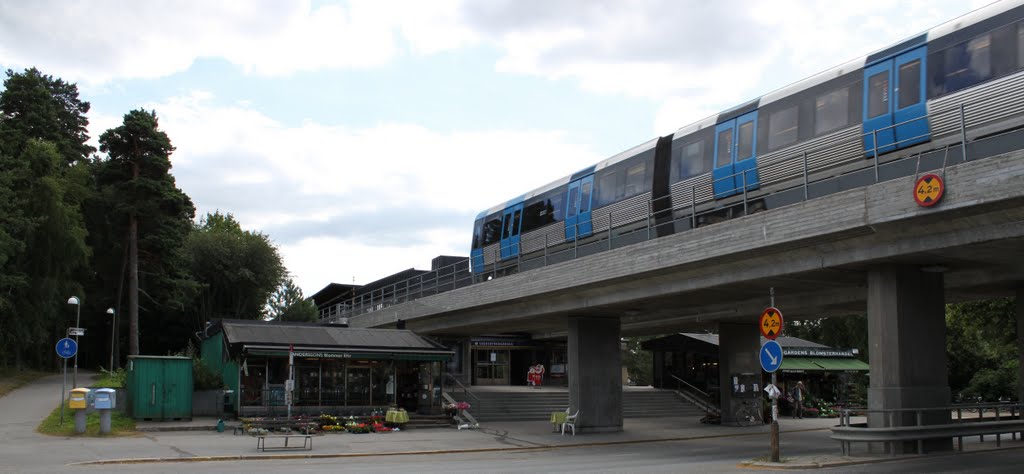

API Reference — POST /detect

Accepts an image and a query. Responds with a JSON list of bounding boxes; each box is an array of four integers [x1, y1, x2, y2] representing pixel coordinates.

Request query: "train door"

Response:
[[712, 110, 760, 198], [499, 203, 523, 260], [564, 175, 594, 240], [863, 46, 929, 154]]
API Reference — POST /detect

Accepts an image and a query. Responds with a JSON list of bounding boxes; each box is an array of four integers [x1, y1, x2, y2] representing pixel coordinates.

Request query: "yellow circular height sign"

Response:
[[914, 173, 944, 207], [759, 307, 783, 340]]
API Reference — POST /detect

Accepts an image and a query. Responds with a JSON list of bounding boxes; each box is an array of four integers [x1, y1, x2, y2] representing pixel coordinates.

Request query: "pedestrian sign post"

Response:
[[56, 338, 77, 359], [56, 337, 78, 427], [760, 340, 784, 373], [759, 307, 783, 340]]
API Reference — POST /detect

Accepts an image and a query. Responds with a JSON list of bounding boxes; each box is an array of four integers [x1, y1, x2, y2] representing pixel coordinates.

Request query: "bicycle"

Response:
[[733, 400, 763, 427]]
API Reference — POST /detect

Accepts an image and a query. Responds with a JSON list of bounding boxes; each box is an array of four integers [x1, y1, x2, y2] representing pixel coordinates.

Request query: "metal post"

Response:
[[108, 308, 115, 371], [611, 210, 615, 250], [770, 370, 779, 462], [959, 104, 968, 162], [872, 129, 880, 183], [801, 151, 809, 201], [72, 302, 80, 388], [741, 171, 748, 216], [60, 359, 66, 426], [690, 185, 696, 230], [543, 233, 548, 267], [645, 201, 651, 241]]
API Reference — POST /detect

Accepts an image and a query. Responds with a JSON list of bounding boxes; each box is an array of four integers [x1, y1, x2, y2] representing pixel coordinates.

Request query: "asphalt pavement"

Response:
[[2, 373, 1023, 472]]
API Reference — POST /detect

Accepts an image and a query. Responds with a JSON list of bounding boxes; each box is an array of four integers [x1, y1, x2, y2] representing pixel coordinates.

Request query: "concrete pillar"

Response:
[[867, 266, 951, 453], [1017, 287, 1023, 406], [718, 322, 761, 425], [568, 316, 622, 433]]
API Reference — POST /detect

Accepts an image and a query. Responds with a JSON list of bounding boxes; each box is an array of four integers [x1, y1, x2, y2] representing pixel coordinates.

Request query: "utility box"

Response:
[[94, 388, 117, 409], [69, 388, 91, 409], [127, 355, 193, 421]]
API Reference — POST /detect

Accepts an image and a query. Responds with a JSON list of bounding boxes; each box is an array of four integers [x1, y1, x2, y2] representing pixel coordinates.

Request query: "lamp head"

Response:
[[67, 296, 80, 305], [106, 308, 115, 315]]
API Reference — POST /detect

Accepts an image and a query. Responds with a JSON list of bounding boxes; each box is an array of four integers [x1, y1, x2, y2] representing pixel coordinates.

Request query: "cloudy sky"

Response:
[[0, 0, 988, 295]]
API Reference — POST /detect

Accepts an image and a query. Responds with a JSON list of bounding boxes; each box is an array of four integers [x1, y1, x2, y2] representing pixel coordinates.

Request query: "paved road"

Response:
[[4, 375, 1024, 473]]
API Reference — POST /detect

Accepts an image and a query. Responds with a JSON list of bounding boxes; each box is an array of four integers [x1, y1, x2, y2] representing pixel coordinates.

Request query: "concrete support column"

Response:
[[718, 322, 761, 425], [568, 316, 622, 433], [1017, 287, 1023, 406], [867, 266, 951, 453]]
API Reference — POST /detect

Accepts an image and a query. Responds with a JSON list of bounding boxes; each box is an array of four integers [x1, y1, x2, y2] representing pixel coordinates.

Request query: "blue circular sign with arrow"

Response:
[[760, 340, 783, 373], [56, 337, 78, 359]]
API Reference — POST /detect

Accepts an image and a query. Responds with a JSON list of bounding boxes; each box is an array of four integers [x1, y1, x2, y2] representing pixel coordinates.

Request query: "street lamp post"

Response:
[[107, 308, 116, 371], [67, 296, 81, 388]]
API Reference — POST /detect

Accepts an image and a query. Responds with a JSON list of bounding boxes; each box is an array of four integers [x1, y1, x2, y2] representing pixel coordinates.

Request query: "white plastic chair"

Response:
[[561, 410, 579, 436]]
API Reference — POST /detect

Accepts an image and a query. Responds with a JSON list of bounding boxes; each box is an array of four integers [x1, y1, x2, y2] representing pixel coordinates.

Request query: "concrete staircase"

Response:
[[460, 387, 708, 422]]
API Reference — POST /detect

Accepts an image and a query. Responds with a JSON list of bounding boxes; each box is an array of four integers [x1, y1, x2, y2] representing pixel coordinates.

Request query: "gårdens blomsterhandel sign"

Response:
[[782, 348, 856, 358]]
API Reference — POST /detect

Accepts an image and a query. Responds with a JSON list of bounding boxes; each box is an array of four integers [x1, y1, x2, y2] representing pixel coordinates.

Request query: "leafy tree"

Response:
[[783, 315, 869, 361], [0, 68, 94, 165], [946, 298, 1018, 401], [98, 109, 195, 356], [622, 336, 654, 386], [0, 68, 93, 369], [267, 278, 318, 322], [185, 211, 286, 328]]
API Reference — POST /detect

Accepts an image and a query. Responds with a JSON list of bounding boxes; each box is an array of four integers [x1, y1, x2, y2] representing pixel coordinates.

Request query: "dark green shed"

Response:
[[127, 355, 193, 420]]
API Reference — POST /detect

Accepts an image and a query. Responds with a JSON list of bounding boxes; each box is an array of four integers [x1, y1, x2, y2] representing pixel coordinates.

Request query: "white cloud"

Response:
[[0, 0, 476, 84], [88, 91, 602, 294]]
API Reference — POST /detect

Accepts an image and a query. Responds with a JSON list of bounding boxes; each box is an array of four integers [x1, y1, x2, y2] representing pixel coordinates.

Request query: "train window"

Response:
[[716, 129, 732, 166], [501, 213, 513, 239], [483, 217, 502, 246], [944, 34, 991, 93], [737, 121, 754, 160], [768, 106, 798, 150], [511, 209, 522, 235], [549, 193, 565, 222], [472, 220, 483, 249], [867, 71, 889, 118], [989, 24, 1017, 78], [676, 141, 706, 181], [897, 60, 921, 109], [579, 180, 593, 213], [567, 187, 579, 216], [1019, 23, 1024, 68], [597, 171, 620, 208], [815, 88, 849, 135], [625, 162, 646, 196]]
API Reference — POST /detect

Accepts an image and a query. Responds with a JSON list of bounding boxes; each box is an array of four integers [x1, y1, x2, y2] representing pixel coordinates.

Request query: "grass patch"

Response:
[[0, 368, 52, 398], [37, 403, 136, 436], [90, 368, 125, 388]]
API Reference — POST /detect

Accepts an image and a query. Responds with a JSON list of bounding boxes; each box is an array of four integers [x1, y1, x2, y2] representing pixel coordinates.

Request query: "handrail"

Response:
[[443, 372, 479, 402], [669, 374, 710, 399], [833, 403, 1024, 456], [669, 374, 719, 416], [322, 89, 1024, 324]]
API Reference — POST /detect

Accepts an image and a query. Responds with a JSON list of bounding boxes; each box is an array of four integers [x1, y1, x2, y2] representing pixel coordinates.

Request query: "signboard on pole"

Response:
[[760, 340, 784, 373], [56, 338, 78, 359], [68, 327, 85, 336], [759, 307, 783, 340]]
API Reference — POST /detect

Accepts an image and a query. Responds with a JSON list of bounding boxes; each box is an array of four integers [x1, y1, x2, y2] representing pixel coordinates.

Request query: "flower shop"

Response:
[[201, 319, 453, 419]]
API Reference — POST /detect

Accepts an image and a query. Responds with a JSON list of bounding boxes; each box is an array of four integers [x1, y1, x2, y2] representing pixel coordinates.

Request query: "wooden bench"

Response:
[[256, 434, 314, 452]]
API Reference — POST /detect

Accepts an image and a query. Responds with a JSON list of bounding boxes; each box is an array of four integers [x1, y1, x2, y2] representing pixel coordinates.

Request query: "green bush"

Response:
[[192, 357, 222, 390]]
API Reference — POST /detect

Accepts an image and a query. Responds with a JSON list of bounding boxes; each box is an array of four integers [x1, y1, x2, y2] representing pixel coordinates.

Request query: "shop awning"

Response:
[[780, 357, 822, 371], [781, 357, 868, 372], [811, 357, 869, 371]]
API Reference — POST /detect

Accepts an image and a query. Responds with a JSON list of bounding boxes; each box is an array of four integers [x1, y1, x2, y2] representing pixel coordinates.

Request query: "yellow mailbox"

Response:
[[69, 388, 91, 409]]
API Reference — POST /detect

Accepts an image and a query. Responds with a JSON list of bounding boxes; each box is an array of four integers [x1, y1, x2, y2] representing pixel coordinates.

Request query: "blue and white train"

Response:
[[471, 0, 1024, 276]]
